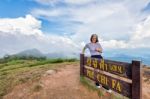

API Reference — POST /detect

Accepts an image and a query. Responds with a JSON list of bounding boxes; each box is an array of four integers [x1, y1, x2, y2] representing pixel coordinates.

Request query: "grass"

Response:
[[80, 76, 104, 97], [0, 58, 77, 98], [80, 76, 97, 91], [80, 76, 129, 99]]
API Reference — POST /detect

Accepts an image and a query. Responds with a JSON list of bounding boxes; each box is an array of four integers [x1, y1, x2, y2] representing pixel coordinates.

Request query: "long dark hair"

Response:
[[90, 34, 99, 43]]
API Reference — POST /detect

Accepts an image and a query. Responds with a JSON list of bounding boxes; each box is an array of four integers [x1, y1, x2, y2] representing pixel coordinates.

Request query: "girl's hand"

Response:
[[95, 48, 99, 51], [95, 48, 102, 53]]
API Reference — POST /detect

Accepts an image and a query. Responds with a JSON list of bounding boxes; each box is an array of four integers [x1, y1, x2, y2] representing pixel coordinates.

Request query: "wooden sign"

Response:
[[84, 57, 132, 79], [84, 67, 131, 97], [80, 54, 142, 99]]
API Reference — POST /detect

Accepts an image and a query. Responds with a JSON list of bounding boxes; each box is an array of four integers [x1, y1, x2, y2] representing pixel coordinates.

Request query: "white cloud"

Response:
[[32, 0, 146, 42], [34, 0, 95, 5], [102, 40, 128, 49], [31, 8, 64, 18], [129, 15, 150, 48], [0, 15, 80, 57], [0, 15, 42, 36], [64, 0, 94, 5], [1, 0, 150, 57], [34, 0, 61, 5], [1, 13, 150, 58]]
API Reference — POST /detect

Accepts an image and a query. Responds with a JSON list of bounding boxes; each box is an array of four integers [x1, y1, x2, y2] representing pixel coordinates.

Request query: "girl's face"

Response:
[[91, 35, 97, 43]]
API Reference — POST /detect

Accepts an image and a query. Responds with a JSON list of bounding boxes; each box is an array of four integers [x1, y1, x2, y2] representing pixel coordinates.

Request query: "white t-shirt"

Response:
[[85, 42, 102, 55]]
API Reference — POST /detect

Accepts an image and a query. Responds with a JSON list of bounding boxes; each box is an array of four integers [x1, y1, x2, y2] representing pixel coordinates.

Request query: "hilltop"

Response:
[[0, 59, 150, 99]]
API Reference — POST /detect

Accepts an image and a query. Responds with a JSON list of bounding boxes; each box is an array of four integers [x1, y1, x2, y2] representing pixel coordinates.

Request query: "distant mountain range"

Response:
[[7, 48, 150, 66], [105, 54, 150, 66], [14, 48, 78, 59], [16, 48, 45, 57]]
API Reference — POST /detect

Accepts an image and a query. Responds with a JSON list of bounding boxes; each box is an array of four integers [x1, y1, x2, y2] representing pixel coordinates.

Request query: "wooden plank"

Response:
[[80, 54, 84, 76], [84, 67, 132, 98], [84, 56, 132, 79], [132, 60, 142, 99]]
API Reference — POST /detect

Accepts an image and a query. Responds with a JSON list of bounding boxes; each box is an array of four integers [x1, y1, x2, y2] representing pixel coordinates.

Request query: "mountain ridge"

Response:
[[3, 48, 150, 65]]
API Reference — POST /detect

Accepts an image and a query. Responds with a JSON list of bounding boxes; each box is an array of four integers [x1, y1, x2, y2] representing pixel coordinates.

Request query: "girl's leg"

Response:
[[99, 55, 112, 92], [102, 85, 109, 90], [91, 55, 111, 92], [91, 55, 101, 88]]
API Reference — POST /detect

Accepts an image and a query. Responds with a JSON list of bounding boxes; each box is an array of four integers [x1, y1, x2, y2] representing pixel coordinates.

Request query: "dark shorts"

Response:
[[91, 55, 103, 59]]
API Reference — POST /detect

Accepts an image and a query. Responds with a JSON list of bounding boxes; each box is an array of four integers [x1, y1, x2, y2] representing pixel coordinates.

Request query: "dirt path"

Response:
[[3, 63, 100, 99], [142, 78, 150, 99]]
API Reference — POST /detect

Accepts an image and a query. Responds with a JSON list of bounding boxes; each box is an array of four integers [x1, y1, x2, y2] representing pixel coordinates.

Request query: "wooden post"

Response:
[[132, 60, 142, 99], [80, 54, 84, 76]]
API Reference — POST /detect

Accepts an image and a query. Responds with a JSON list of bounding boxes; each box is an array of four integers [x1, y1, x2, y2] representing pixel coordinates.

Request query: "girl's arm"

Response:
[[82, 46, 86, 54], [82, 44, 88, 54]]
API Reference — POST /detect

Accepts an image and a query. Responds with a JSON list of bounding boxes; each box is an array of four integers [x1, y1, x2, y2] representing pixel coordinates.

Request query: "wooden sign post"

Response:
[[132, 61, 142, 99], [80, 54, 84, 76], [80, 54, 142, 99]]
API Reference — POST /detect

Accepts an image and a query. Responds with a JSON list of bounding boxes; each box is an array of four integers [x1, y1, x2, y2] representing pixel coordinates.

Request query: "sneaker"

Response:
[[96, 85, 101, 88], [106, 89, 112, 93]]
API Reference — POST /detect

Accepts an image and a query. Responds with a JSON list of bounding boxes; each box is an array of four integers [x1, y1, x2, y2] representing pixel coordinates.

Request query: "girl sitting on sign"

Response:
[[82, 34, 112, 93]]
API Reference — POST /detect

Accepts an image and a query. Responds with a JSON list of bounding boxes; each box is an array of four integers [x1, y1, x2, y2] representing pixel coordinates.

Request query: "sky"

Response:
[[0, 0, 150, 58]]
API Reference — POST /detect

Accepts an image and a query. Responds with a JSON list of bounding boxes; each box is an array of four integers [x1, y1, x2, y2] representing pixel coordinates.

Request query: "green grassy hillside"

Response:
[[0, 58, 78, 98]]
